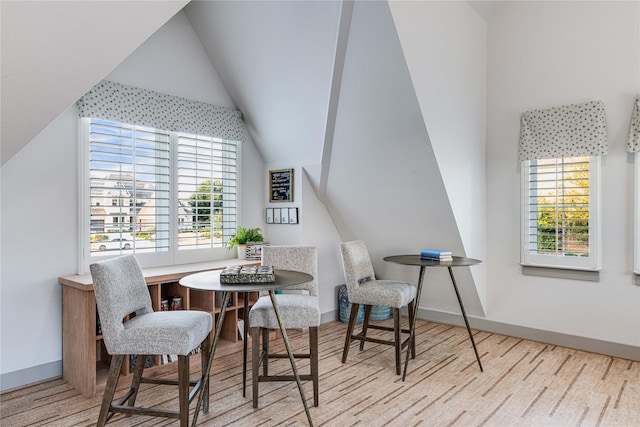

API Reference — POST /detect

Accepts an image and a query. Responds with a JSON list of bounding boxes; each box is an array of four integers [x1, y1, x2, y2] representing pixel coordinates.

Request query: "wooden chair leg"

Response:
[[178, 355, 190, 427], [359, 305, 372, 351], [126, 354, 146, 411], [310, 326, 319, 407], [262, 327, 270, 376], [200, 333, 211, 414], [97, 354, 124, 427], [342, 303, 359, 363], [394, 308, 401, 375], [408, 300, 416, 359], [252, 327, 260, 408]]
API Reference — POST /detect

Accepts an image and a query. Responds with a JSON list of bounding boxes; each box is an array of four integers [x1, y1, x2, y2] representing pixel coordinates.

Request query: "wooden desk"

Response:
[[383, 255, 483, 380], [59, 259, 258, 398]]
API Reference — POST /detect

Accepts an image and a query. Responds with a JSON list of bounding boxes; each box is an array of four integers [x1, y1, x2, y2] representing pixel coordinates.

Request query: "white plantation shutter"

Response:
[[521, 156, 600, 270], [176, 134, 238, 250], [524, 157, 589, 255], [88, 119, 171, 255]]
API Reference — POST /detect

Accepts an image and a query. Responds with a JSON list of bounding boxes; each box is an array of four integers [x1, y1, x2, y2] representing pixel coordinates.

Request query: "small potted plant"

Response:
[[227, 226, 264, 259]]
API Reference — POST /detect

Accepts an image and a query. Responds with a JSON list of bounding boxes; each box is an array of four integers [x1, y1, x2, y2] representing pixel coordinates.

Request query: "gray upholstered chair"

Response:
[[249, 246, 320, 407], [89, 255, 212, 427], [339, 240, 417, 375]]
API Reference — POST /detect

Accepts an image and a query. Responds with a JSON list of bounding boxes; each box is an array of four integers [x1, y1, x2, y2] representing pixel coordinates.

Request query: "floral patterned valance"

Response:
[[628, 96, 640, 153], [77, 80, 247, 142], [519, 100, 607, 161]]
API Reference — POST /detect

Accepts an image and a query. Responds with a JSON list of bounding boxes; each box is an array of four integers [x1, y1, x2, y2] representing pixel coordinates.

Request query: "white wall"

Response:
[[325, 1, 485, 316], [0, 11, 264, 387], [0, 106, 78, 384], [486, 1, 640, 346], [389, 1, 488, 312], [261, 163, 344, 316]]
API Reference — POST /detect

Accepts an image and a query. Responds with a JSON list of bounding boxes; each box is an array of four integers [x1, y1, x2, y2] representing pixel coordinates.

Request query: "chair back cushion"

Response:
[[339, 240, 376, 294], [90, 255, 153, 351], [262, 246, 317, 296]]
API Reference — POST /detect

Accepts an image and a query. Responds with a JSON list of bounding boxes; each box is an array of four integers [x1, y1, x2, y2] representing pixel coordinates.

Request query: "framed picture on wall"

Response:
[[288, 207, 298, 224], [269, 168, 294, 202], [281, 207, 290, 224], [266, 208, 274, 224]]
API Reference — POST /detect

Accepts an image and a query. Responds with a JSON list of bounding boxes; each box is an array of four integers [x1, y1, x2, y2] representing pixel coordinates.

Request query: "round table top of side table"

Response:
[[179, 268, 313, 292], [383, 255, 481, 268]]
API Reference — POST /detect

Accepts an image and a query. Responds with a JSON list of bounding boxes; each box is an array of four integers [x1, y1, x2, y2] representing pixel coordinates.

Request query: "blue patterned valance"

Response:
[[628, 96, 640, 153], [519, 100, 607, 161], [77, 80, 247, 142]]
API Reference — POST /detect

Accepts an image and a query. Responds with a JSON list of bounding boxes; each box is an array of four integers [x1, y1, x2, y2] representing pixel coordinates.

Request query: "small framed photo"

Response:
[[266, 208, 274, 224], [269, 168, 294, 202], [281, 207, 290, 224], [246, 242, 268, 261], [288, 207, 298, 224], [273, 208, 282, 224]]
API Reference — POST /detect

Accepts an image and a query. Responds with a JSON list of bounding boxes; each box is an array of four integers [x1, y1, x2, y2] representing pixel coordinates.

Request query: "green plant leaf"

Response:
[[227, 226, 264, 248]]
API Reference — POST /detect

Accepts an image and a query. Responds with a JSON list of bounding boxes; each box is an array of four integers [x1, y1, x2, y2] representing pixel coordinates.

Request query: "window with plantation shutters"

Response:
[[176, 133, 237, 251], [77, 82, 247, 270], [88, 119, 171, 256], [82, 118, 240, 269], [519, 101, 605, 272], [521, 156, 601, 270]]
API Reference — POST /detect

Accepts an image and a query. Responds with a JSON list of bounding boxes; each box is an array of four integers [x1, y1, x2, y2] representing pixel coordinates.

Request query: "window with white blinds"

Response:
[[83, 118, 239, 269], [521, 156, 601, 270], [176, 134, 237, 250]]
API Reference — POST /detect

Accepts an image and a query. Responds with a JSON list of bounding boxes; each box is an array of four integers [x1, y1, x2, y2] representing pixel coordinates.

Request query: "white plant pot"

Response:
[[237, 244, 247, 260]]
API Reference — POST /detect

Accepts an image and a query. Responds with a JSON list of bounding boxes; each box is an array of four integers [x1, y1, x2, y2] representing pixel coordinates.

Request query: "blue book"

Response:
[[420, 249, 452, 259]]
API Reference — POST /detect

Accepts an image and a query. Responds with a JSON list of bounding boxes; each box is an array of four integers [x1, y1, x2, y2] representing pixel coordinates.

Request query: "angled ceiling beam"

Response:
[[318, 0, 354, 200]]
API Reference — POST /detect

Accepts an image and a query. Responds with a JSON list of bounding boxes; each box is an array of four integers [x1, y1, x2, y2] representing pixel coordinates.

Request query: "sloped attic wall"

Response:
[[389, 1, 487, 312], [0, 0, 188, 165], [325, 1, 485, 317]]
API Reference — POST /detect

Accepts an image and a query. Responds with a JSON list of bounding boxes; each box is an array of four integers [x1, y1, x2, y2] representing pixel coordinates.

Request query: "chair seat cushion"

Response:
[[106, 311, 212, 356], [348, 280, 416, 308], [249, 294, 320, 330]]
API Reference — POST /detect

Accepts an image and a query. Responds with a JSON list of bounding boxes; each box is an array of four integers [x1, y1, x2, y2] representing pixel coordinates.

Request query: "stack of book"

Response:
[[420, 249, 453, 261]]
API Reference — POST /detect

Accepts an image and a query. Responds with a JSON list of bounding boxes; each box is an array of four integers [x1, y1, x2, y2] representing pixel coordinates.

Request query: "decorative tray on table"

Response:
[[219, 265, 275, 284]]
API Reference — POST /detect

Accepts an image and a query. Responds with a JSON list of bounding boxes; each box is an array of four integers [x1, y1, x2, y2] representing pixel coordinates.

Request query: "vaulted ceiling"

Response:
[[184, 1, 341, 165], [1, 0, 495, 166], [0, 0, 187, 165]]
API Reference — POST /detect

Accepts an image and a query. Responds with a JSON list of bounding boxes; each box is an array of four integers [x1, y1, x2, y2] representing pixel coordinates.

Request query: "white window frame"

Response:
[[520, 156, 601, 271], [635, 152, 640, 275], [79, 118, 241, 272]]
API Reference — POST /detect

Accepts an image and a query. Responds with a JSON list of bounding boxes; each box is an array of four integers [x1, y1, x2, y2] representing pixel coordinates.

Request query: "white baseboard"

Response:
[[0, 360, 61, 393]]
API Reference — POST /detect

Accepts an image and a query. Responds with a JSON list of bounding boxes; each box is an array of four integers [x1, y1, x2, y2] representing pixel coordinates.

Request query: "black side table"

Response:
[[383, 255, 483, 380]]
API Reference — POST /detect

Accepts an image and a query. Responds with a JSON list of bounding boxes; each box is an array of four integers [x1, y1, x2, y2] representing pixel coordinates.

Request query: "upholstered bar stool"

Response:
[[339, 240, 417, 375], [249, 246, 320, 407], [89, 255, 212, 427]]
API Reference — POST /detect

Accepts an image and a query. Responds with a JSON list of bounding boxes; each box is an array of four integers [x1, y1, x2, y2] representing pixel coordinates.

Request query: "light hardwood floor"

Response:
[[1, 319, 638, 426]]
